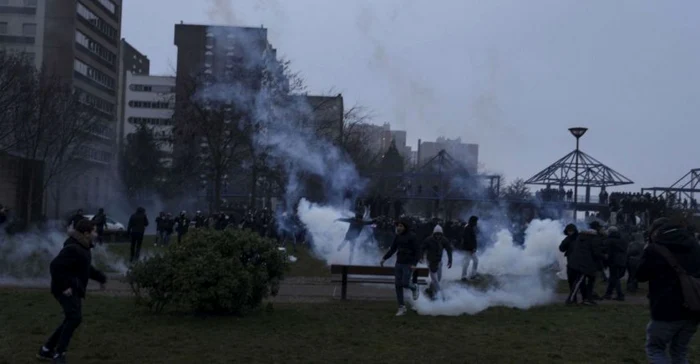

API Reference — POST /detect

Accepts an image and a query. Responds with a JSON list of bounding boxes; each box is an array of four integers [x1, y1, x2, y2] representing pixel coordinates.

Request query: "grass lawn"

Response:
[[0, 289, 681, 364]]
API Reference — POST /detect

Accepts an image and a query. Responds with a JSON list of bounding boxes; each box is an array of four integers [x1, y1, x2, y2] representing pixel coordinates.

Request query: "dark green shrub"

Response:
[[126, 228, 288, 315]]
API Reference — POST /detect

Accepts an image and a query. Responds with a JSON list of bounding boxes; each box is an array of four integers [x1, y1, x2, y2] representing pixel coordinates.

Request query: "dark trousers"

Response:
[[177, 231, 186, 244], [96, 229, 104, 244], [627, 262, 639, 292], [130, 232, 144, 262], [566, 266, 580, 302], [44, 294, 82, 354], [568, 269, 594, 302], [394, 264, 416, 307], [605, 265, 625, 298]]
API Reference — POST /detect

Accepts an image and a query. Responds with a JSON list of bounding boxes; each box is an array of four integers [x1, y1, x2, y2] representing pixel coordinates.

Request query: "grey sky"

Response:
[[122, 0, 700, 190]]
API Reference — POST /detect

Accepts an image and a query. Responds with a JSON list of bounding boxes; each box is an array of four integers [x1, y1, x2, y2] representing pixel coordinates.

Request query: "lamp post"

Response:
[[569, 127, 588, 220]]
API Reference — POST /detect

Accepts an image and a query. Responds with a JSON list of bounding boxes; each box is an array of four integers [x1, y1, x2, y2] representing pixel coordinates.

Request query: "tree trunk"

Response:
[[213, 169, 222, 212], [250, 166, 258, 208]]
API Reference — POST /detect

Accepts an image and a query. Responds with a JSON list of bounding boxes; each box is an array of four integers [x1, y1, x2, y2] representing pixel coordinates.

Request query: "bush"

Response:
[[127, 228, 288, 315]]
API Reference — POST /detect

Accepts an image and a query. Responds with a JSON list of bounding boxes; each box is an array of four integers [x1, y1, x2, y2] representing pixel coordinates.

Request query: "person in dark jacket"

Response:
[[176, 211, 190, 243], [626, 233, 645, 293], [127, 207, 149, 262], [566, 221, 605, 305], [67, 209, 85, 230], [194, 211, 206, 229], [461, 215, 479, 280], [421, 225, 453, 300], [381, 219, 421, 316], [37, 219, 107, 363], [90, 208, 106, 245], [336, 212, 375, 264], [558, 223, 579, 304], [154, 212, 165, 246], [603, 226, 628, 301], [637, 218, 700, 363], [161, 213, 174, 246]]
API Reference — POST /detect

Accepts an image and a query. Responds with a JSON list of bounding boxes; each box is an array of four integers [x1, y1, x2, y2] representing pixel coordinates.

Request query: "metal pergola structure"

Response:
[[641, 168, 700, 202], [369, 149, 501, 201], [525, 149, 634, 188]]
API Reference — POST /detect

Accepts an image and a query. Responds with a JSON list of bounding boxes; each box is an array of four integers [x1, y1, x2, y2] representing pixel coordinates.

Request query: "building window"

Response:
[[74, 58, 115, 90], [97, 0, 116, 14], [75, 30, 116, 65], [205, 33, 214, 49], [127, 101, 173, 109], [22, 23, 36, 36], [204, 51, 213, 67], [76, 87, 115, 116], [24, 0, 38, 6], [0, 22, 7, 35], [129, 84, 175, 93], [76, 2, 117, 41], [128, 117, 173, 126]]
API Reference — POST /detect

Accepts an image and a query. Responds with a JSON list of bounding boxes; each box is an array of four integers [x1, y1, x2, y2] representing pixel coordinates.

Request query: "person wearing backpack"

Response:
[[636, 217, 700, 363]]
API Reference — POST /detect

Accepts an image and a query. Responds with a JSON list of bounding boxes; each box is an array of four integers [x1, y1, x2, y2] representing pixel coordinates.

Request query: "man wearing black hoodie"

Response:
[[127, 207, 149, 262], [558, 223, 579, 304], [637, 218, 700, 363], [381, 219, 421, 316], [603, 226, 628, 301], [421, 225, 453, 300], [567, 221, 605, 305], [37, 220, 107, 363]]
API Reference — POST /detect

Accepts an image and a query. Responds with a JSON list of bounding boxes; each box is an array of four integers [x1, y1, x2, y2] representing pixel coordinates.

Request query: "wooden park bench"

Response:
[[330, 264, 430, 300]]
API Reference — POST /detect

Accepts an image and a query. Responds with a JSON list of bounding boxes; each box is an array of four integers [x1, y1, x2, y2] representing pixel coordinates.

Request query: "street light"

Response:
[[568, 127, 588, 220]]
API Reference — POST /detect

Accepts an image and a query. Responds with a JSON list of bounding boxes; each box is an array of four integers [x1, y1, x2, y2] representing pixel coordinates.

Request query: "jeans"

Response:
[[429, 262, 443, 293], [394, 263, 417, 307], [568, 269, 594, 302], [646, 319, 699, 364], [44, 294, 82, 354], [566, 266, 581, 302], [604, 265, 625, 298], [130, 232, 144, 262], [462, 251, 478, 278], [159, 231, 171, 247]]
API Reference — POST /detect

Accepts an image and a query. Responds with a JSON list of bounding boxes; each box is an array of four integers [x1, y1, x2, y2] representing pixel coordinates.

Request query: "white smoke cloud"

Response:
[[299, 198, 566, 315], [0, 227, 129, 286]]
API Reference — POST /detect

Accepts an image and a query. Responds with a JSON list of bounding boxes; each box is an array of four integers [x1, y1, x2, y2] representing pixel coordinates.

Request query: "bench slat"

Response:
[[331, 277, 428, 285], [330, 264, 429, 277]]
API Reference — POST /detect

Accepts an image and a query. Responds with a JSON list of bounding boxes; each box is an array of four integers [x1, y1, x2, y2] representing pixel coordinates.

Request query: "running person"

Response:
[[381, 219, 421, 316]]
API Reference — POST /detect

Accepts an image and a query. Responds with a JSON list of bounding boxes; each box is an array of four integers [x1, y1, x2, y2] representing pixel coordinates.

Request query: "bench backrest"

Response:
[[330, 264, 429, 277]]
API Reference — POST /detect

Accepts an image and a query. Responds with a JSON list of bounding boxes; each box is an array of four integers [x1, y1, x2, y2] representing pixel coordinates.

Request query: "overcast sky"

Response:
[[122, 0, 699, 191]]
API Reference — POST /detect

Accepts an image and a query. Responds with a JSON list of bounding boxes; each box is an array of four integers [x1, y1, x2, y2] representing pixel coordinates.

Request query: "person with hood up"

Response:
[[194, 211, 206, 229], [381, 219, 421, 316], [603, 226, 628, 301], [637, 218, 700, 363], [176, 211, 190, 243], [558, 223, 579, 304], [127, 207, 149, 262], [336, 212, 375, 264], [566, 221, 605, 305], [461, 215, 479, 280], [90, 208, 106, 245], [37, 219, 107, 363], [421, 225, 453, 300]]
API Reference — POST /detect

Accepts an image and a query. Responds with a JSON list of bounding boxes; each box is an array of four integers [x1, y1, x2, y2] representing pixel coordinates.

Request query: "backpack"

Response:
[[650, 244, 700, 312]]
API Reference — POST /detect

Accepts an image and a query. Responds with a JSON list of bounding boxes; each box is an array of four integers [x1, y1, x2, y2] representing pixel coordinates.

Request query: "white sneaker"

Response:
[[395, 306, 407, 316]]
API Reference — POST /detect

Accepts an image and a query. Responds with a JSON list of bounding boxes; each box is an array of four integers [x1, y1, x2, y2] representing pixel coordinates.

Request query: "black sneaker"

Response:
[[36, 347, 53, 361], [52, 353, 66, 364]]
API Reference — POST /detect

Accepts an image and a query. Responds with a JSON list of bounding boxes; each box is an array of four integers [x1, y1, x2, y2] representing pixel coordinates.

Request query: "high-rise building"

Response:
[[0, 0, 122, 217], [122, 72, 176, 166], [116, 39, 149, 156]]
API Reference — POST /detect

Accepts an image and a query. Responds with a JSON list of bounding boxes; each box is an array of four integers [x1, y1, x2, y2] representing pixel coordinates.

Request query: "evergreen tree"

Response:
[[120, 123, 165, 199]]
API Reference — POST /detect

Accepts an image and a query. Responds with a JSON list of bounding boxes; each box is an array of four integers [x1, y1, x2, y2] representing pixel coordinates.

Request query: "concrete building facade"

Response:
[[418, 137, 479, 174], [0, 0, 123, 218], [122, 72, 175, 166], [116, 39, 149, 157]]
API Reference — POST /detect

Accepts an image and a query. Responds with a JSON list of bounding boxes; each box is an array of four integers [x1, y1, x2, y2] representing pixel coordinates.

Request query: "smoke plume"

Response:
[[298, 198, 566, 315], [0, 227, 128, 286]]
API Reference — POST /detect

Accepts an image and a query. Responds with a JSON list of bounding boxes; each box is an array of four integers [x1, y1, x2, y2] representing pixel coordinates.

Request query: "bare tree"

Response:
[[0, 52, 35, 153], [10, 65, 102, 222], [500, 178, 533, 201]]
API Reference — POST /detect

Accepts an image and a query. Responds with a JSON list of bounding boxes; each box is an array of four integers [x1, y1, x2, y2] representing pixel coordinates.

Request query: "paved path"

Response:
[[0, 274, 647, 305]]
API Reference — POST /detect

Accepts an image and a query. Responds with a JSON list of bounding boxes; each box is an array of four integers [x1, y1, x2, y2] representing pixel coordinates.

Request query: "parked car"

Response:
[[84, 214, 126, 236]]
